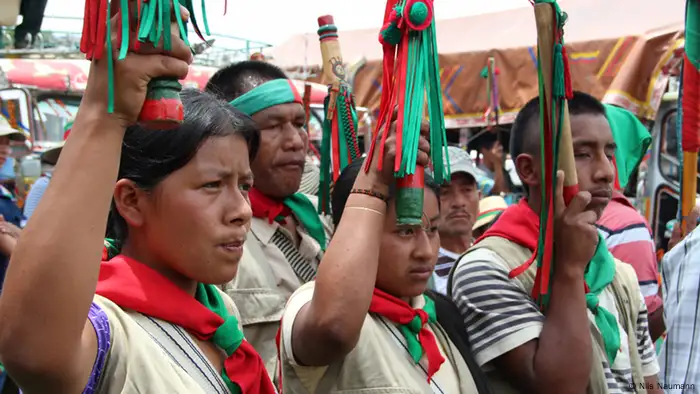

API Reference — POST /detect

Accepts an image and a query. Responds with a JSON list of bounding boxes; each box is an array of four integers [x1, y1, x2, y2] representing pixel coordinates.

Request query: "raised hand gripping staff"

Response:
[[80, 0, 214, 129], [364, 0, 450, 225]]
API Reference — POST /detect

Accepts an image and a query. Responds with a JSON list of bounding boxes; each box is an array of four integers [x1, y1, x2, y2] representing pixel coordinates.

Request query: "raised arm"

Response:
[[290, 124, 430, 366], [497, 173, 595, 392], [0, 8, 192, 393]]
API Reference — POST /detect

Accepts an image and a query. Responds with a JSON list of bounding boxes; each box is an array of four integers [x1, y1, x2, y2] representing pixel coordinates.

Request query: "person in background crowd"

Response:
[[429, 145, 480, 295], [450, 92, 661, 394], [659, 206, 700, 391], [0, 117, 27, 282], [14, 0, 49, 48], [23, 121, 72, 220], [0, 9, 277, 391], [278, 128, 490, 393], [473, 131, 511, 195], [596, 104, 663, 341], [471, 196, 508, 240], [206, 60, 333, 380]]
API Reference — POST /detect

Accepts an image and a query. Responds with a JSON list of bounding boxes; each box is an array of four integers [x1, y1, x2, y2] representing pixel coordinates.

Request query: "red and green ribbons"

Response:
[[529, 0, 574, 312], [480, 57, 500, 129], [80, 0, 211, 127], [96, 255, 276, 394], [316, 18, 361, 214], [369, 288, 445, 380], [248, 187, 327, 251], [366, 0, 450, 225], [230, 79, 303, 116], [481, 201, 621, 363], [678, 0, 700, 230]]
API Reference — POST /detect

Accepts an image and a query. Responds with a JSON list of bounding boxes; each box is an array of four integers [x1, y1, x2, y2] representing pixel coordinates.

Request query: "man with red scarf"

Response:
[[449, 92, 661, 393], [206, 61, 333, 382]]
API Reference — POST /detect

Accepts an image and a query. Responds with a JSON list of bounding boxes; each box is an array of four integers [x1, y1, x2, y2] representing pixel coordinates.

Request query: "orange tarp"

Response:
[[271, 0, 685, 128]]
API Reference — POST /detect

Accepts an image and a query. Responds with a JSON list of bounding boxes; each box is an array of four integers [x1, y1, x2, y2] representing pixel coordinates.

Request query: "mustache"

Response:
[[447, 210, 473, 219]]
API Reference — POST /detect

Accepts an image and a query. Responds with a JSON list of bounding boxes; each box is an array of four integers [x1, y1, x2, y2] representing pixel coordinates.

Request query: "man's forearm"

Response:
[[648, 306, 665, 342], [534, 267, 592, 391]]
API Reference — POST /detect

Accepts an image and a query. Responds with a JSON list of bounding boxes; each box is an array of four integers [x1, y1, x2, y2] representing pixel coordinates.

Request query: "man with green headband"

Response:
[[206, 61, 333, 380], [449, 92, 661, 393]]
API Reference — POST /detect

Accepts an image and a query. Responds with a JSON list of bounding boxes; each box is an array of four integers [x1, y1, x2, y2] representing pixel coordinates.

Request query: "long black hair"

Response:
[[105, 89, 259, 255], [330, 159, 440, 228]]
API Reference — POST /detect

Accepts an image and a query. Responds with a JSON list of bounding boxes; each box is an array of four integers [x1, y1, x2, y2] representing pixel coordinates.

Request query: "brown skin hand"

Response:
[[289, 120, 433, 368], [480, 140, 509, 195], [498, 113, 616, 393], [438, 172, 480, 254]]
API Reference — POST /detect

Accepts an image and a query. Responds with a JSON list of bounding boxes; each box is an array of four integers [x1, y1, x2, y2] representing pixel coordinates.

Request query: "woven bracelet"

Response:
[[350, 188, 389, 202]]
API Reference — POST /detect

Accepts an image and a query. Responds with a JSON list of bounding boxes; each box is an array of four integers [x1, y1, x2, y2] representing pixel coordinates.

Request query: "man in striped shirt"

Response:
[[450, 92, 660, 393], [598, 192, 664, 341], [431, 146, 480, 294], [659, 210, 700, 391]]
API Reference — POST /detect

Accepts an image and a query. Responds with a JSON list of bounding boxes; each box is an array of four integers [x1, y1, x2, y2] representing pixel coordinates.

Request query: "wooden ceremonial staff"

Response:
[[679, 0, 700, 236], [534, 2, 578, 202], [316, 15, 360, 213], [523, 0, 579, 306]]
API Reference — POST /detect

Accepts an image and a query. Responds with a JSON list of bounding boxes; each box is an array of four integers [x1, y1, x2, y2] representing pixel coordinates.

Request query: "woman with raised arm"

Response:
[[0, 5, 275, 394], [277, 126, 491, 393]]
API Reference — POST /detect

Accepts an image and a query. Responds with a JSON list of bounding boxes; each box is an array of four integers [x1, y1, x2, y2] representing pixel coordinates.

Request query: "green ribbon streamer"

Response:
[[397, 295, 438, 363], [195, 283, 244, 394], [104, 0, 208, 114], [284, 193, 327, 251], [393, 0, 449, 183]]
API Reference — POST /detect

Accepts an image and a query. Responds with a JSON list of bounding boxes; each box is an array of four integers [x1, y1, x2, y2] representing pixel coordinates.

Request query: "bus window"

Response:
[[659, 110, 680, 183]]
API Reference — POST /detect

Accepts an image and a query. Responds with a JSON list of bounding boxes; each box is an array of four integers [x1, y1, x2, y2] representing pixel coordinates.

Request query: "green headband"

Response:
[[230, 79, 303, 116]]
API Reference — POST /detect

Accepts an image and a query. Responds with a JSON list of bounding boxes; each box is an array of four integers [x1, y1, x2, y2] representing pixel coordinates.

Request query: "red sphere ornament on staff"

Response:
[[80, 0, 216, 129], [364, 0, 450, 225]]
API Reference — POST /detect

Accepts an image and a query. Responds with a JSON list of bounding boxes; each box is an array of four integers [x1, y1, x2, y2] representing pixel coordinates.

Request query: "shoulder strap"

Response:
[[130, 313, 230, 394], [270, 229, 317, 283], [426, 291, 492, 394]]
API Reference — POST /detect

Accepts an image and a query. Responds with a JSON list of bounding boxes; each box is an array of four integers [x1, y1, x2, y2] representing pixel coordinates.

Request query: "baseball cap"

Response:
[[446, 146, 478, 179], [0, 116, 27, 142]]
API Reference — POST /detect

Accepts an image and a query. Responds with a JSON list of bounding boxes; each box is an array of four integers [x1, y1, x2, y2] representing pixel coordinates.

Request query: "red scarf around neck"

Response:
[[369, 288, 445, 380], [477, 199, 539, 251], [95, 255, 276, 394], [249, 187, 292, 224]]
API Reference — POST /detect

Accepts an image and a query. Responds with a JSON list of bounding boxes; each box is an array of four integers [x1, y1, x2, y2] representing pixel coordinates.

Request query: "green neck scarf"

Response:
[[284, 193, 327, 251], [584, 235, 621, 364]]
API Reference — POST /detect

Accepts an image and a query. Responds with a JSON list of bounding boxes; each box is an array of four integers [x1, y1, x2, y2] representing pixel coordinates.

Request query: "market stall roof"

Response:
[[269, 0, 684, 69]]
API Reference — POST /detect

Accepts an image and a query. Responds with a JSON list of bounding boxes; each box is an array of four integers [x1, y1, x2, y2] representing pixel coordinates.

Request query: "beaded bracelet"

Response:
[[350, 188, 389, 202]]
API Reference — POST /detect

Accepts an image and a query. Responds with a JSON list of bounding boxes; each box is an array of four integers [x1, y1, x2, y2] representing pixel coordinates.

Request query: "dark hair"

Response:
[[105, 89, 259, 251], [205, 60, 288, 101], [330, 159, 441, 228], [509, 90, 606, 161]]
